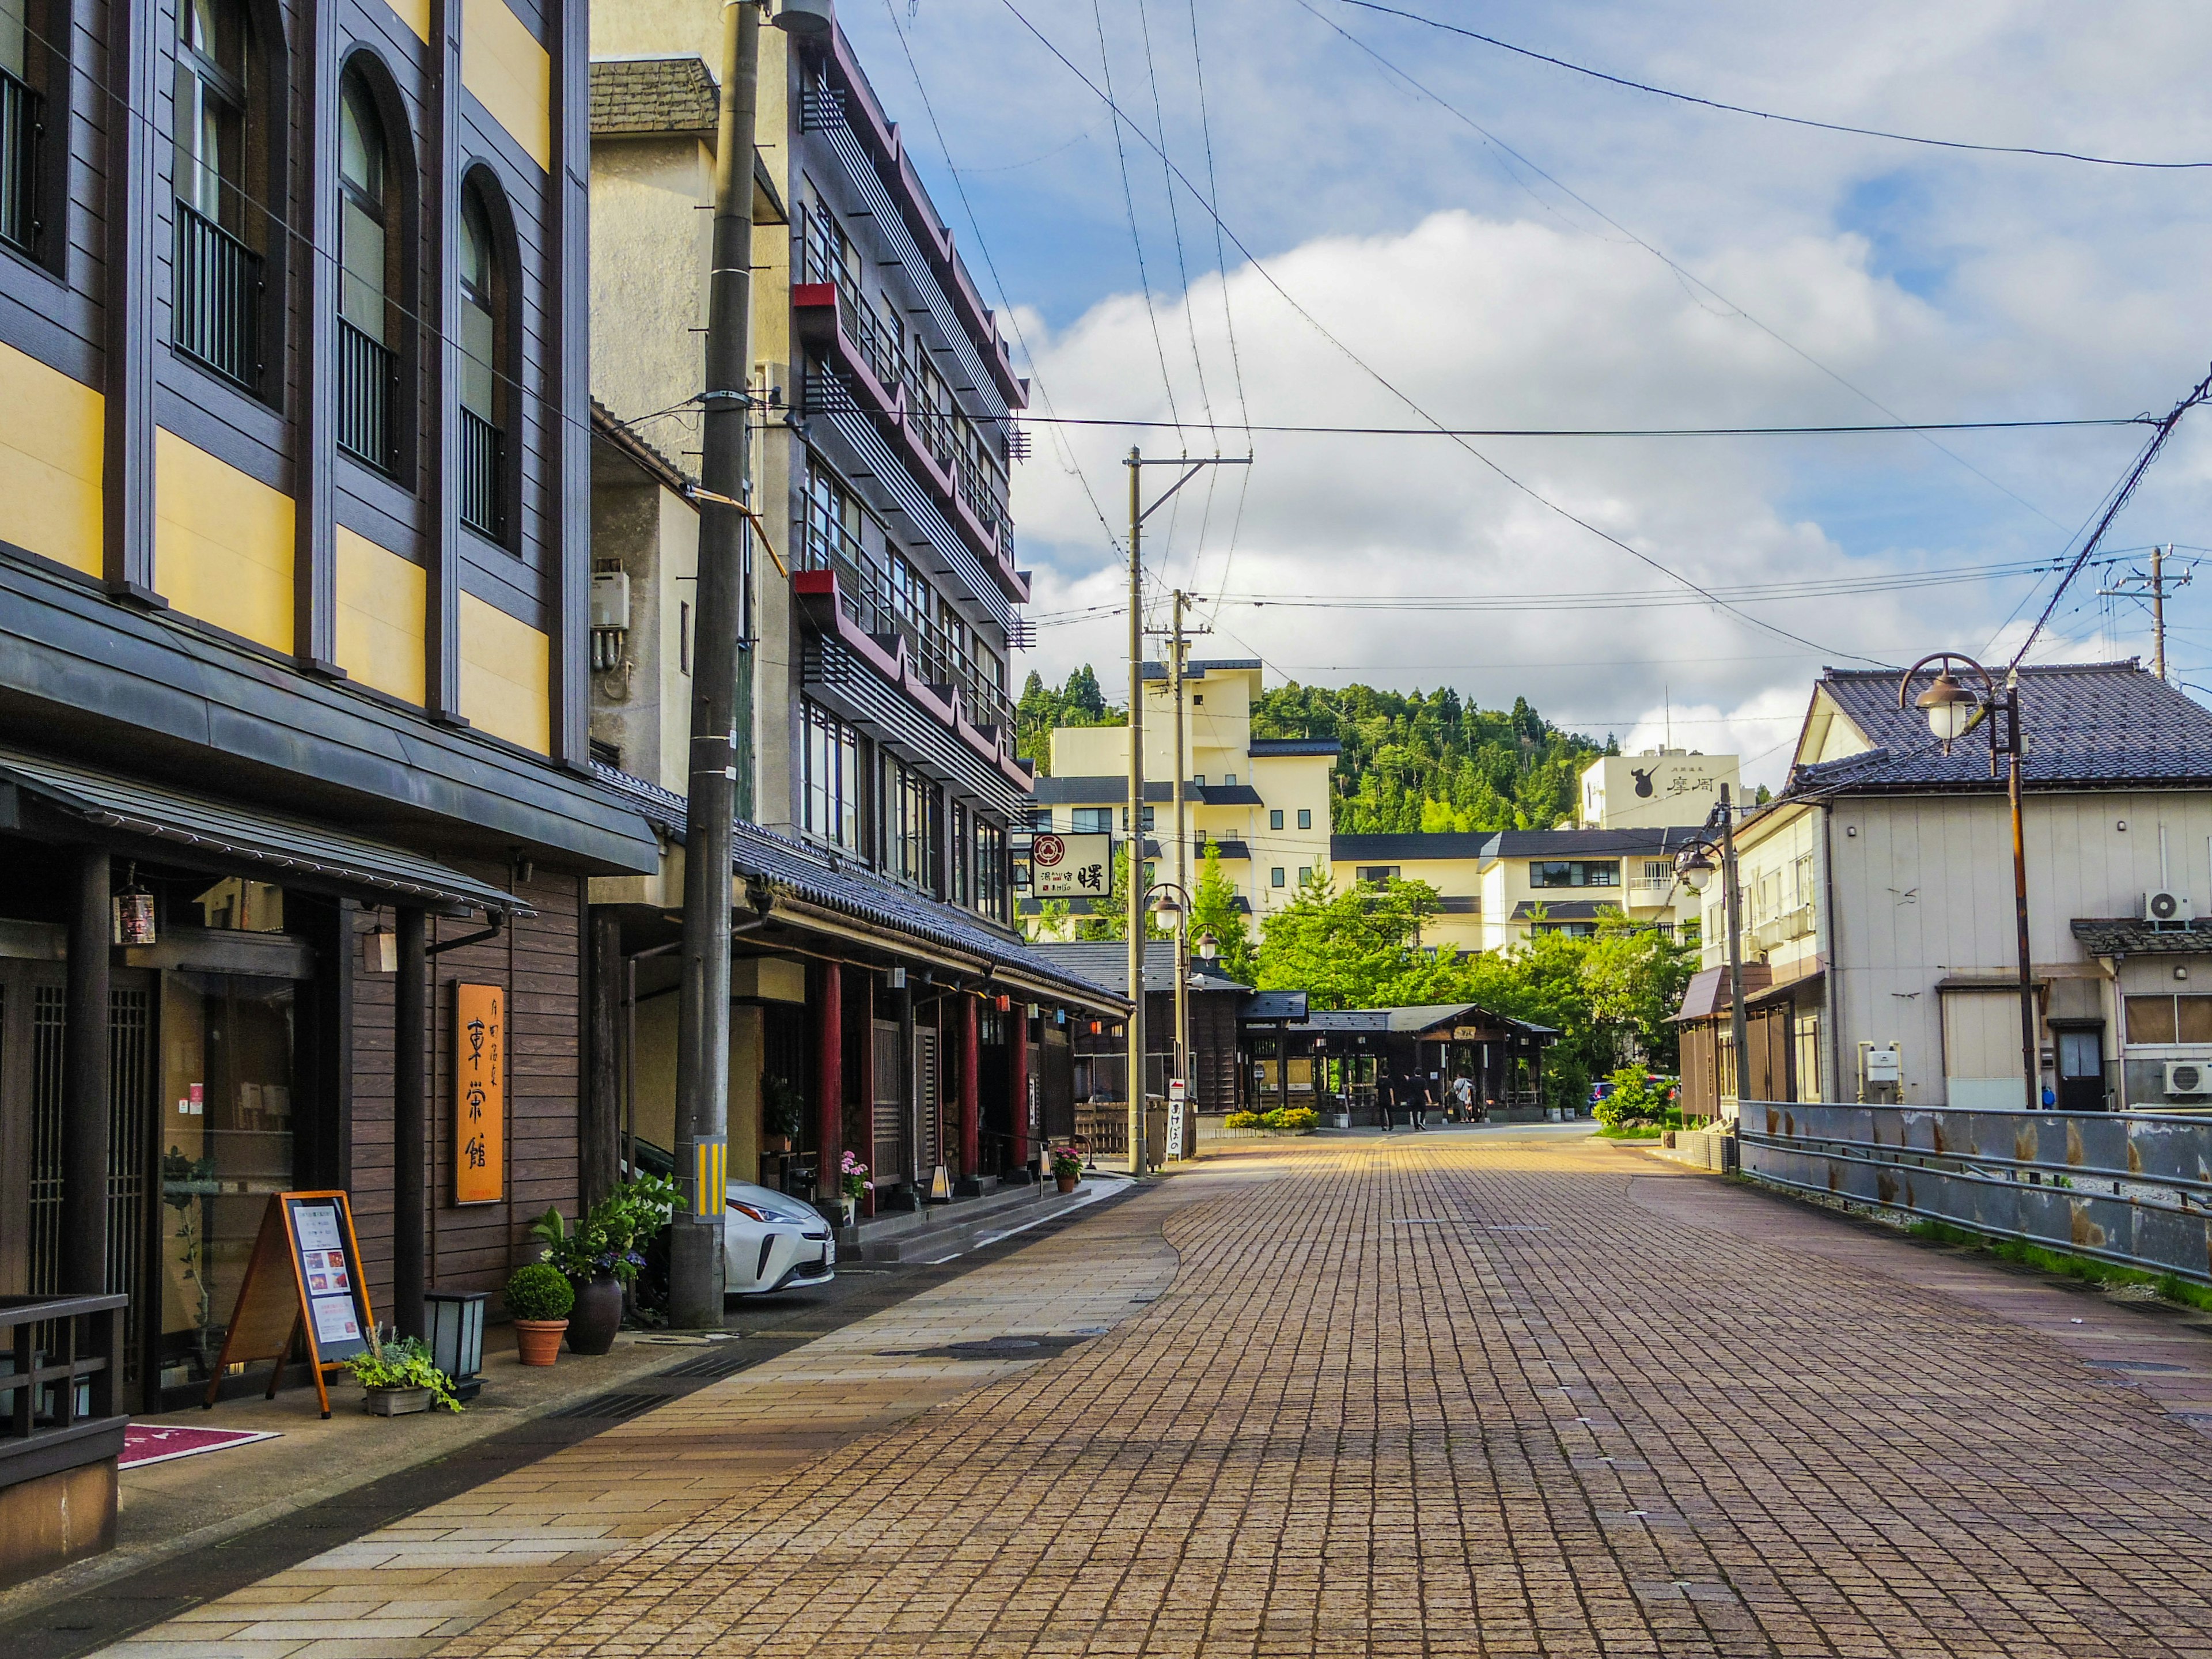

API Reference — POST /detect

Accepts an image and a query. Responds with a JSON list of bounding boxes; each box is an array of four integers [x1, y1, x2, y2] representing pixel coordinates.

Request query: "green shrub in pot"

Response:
[[505, 1262, 575, 1322]]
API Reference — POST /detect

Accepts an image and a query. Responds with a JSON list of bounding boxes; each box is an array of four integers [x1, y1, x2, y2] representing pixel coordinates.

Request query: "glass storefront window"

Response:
[[158, 972, 296, 1392], [195, 877, 286, 933]]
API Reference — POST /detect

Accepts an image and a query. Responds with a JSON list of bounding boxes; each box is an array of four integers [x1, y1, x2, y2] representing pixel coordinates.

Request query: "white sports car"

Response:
[[724, 1180, 836, 1296]]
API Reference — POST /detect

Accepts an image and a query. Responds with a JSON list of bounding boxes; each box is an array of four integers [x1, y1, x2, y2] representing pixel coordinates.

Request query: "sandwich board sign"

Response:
[[204, 1191, 376, 1418], [1164, 1080, 1187, 1163], [1029, 832, 1111, 899]]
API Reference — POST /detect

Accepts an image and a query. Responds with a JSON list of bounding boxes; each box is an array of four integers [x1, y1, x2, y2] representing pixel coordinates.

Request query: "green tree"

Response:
[[1069, 843, 1168, 944], [1016, 665, 1124, 775], [1255, 870, 1449, 1009], [1190, 839, 1257, 985], [1581, 918, 1699, 1071]]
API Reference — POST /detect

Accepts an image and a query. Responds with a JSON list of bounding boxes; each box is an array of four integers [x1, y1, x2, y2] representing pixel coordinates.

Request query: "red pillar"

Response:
[[853, 970, 876, 1214], [1010, 1006, 1032, 1173], [959, 994, 981, 1177], [815, 960, 842, 1183]]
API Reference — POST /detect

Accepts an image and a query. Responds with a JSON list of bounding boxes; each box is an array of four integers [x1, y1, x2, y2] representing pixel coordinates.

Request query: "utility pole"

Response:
[[1122, 452, 1250, 1175], [1170, 591, 1190, 1090], [2099, 544, 2190, 684], [1124, 448, 1147, 1176], [670, 0, 762, 1328], [1719, 783, 1749, 1116]]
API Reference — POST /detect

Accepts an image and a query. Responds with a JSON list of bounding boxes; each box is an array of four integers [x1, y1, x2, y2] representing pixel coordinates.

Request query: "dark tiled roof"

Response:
[[1249, 738, 1342, 757], [1333, 832, 1492, 862], [590, 57, 717, 135], [1029, 940, 1252, 997], [1787, 660, 2212, 795], [1289, 1002, 1558, 1037], [1486, 828, 1700, 857], [1509, 898, 1620, 922], [1204, 783, 1265, 806], [1138, 659, 1261, 679], [2072, 917, 2212, 955], [1031, 775, 1123, 804], [590, 765, 1125, 1009], [1243, 990, 1309, 1021]]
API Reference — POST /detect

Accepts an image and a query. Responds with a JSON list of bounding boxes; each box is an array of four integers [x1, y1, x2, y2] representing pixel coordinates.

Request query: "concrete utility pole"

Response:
[[1124, 449, 1147, 1175], [2099, 544, 2190, 684], [1720, 783, 1749, 1113], [1170, 591, 1189, 1088], [671, 0, 762, 1328]]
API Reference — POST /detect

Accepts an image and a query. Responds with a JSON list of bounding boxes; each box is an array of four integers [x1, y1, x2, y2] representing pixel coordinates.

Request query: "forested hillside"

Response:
[[1016, 667, 1608, 828]]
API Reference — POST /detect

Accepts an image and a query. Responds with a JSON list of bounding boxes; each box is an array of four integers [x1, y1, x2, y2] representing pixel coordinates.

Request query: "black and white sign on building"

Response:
[[1028, 832, 1112, 899]]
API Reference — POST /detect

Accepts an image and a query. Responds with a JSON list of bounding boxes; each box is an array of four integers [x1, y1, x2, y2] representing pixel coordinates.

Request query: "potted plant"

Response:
[[836, 1151, 872, 1227], [505, 1263, 574, 1366], [1049, 1146, 1083, 1195], [531, 1174, 680, 1354], [348, 1328, 462, 1414], [762, 1074, 804, 1155]]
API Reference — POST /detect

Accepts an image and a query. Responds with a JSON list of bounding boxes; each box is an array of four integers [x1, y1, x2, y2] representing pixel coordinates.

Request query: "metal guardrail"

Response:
[[1740, 1100, 2212, 1285]]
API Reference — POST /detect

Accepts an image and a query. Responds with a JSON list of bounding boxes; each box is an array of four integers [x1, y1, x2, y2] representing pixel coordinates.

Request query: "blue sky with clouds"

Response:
[[840, 0, 2212, 783]]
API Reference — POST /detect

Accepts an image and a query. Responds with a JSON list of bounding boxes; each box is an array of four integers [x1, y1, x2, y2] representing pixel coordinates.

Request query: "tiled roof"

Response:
[[1787, 660, 2212, 796], [1139, 659, 1262, 679], [1249, 738, 1342, 757], [590, 57, 717, 135], [1485, 828, 1700, 857], [1289, 1002, 1558, 1037], [2071, 917, 2212, 956], [1029, 940, 1252, 997], [1031, 775, 1123, 804], [590, 764, 1126, 1010], [1509, 899, 1619, 921], [1333, 832, 1493, 862]]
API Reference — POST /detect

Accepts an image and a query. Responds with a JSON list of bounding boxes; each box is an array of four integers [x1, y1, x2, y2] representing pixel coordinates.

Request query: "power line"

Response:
[[1336, 1, 2212, 172], [994, 0, 1891, 670], [1296, 0, 2075, 537], [1018, 414, 2143, 438], [1184, 0, 1255, 611], [1092, 0, 1182, 435]]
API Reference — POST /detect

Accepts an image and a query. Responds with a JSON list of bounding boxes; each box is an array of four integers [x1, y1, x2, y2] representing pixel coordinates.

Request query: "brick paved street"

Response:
[[101, 1131, 2212, 1657]]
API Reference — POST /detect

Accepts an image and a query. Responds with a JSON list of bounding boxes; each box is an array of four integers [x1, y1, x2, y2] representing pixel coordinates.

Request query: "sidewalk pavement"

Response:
[[78, 1134, 2212, 1656]]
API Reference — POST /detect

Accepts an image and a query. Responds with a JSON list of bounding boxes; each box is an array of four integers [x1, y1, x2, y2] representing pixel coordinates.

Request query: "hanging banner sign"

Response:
[[1028, 832, 1112, 898], [456, 983, 505, 1205]]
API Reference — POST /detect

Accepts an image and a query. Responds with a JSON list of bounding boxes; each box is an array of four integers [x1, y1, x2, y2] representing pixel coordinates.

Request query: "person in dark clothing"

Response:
[[1408, 1073, 1430, 1131], [1377, 1071, 1396, 1131]]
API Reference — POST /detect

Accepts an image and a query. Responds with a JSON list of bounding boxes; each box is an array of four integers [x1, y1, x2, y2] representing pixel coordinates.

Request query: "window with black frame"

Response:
[[336, 71, 396, 471], [950, 801, 971, 907], [1531, 859, 1619, 889], [976, 817, 1007, 922], [0, 2, 45, 256], [884, 755, 939, 891], [803, 700, 861, 851], [458, 179, 507, 541], [174, 0, 262, 389]]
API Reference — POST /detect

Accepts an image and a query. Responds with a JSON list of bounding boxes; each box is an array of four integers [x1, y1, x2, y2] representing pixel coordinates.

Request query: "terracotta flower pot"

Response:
[[1055, 1172, 1080, 1194], [566, 1274, 623, 1355], [513, 1319, 567, 1366]]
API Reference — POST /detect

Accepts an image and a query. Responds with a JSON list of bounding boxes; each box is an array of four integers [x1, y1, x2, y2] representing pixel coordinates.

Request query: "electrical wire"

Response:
[[994, 0, 1895, 669], [1185, 0, 1255, 609], [1018, 414, 2143, 438], [1336, 1, 2212, 172], [1135, 0, 1215, 440], [1092, 0, 1183, 437]]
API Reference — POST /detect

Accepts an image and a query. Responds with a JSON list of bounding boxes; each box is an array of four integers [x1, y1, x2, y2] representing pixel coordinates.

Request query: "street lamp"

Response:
[[1148, 884, 1196, 1107], [1196, 929, 1219, 964], [1675, 789, 1749, 1120], [1899, 652, 2038, 1111]]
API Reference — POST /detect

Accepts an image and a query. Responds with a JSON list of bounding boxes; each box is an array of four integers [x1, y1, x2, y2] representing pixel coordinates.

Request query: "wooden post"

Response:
[[62, 849, 110, 1294], [582, 914, 622, 1208], [815, 960, 842, 1177], [959, 995, 980, 1178], [393, 908, 427, 1339], [1010, 1006, 1032, 1173]]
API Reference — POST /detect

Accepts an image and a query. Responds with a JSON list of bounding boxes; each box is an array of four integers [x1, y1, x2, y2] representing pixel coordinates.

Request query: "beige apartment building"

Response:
[[1022, 660, 1339, 927], [1676, 661, 2212, 1120]]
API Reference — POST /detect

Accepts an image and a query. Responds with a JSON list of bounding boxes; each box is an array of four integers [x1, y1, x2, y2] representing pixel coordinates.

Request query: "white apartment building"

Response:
[[1021, 660, 1339, 928]]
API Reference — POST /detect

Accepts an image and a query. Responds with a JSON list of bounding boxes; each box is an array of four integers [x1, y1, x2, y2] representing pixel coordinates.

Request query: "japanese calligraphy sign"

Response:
[[1028, 832, 1112, 899], [455, 983, 505, 1205]]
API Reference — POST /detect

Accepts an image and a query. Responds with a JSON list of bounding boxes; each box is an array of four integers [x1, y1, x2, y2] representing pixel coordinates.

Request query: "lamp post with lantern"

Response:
[[1897, 652, 2037, 1111], [1673, 785, 1749, 1118], [1147, 882, 1199, 1111]]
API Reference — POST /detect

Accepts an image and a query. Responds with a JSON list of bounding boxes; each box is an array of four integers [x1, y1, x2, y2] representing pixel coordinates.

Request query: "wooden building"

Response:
[[0, 0, 656, 1588]]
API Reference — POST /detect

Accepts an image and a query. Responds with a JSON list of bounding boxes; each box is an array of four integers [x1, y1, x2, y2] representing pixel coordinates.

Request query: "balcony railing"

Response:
[[0, 65, 41, 256], [0, 1291, 128, 1488], [337, 317, 397, 473], [460, 407, 504, 540], [173, 199, 262, 391]]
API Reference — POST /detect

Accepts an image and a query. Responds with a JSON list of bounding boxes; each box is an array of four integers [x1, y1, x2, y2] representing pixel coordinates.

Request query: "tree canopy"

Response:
[[1016, 666, 1123, 776]]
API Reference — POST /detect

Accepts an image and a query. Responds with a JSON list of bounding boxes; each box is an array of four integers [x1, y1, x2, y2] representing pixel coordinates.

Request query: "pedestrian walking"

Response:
[[1450, 1074, 1475, 1122], [1410, 1074, 1430, 1131], [1377, 1071, 1396, 1132]]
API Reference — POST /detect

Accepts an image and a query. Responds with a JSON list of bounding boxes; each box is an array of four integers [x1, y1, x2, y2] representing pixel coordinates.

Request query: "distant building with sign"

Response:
[[1579, 749, 1740, 830]]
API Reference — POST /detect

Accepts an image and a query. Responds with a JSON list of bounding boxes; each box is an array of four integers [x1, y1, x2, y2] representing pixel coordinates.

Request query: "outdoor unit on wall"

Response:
[[2165, 1060, 2209, 1097], [590, 563, 630, 673], [2144, 889, 2194, 924]]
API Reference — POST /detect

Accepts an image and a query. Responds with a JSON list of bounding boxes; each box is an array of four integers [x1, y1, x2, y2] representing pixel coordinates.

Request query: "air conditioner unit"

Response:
[[590, 569, 631, 632], [2145, 889, 2194, 924], [2166, 1060, 2209, 1097]]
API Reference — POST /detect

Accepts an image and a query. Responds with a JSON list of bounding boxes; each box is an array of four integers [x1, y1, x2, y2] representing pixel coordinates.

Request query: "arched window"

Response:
[[456, 175, 509, 543], [336, 70, 397, 471], [173, 0, 262, 389]]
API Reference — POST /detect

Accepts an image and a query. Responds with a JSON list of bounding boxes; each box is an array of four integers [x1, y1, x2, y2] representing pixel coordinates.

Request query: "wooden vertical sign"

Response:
[[456, 983, 505, 1205]]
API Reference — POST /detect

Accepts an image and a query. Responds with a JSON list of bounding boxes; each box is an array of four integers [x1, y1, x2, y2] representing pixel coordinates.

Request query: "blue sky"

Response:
[[839, 1, 2212, 783]]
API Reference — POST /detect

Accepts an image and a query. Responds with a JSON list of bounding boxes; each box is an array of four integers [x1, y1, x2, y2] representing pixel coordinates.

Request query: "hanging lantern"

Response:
[[995, 993, 1012, 1013], [112, 868, 157, 946]]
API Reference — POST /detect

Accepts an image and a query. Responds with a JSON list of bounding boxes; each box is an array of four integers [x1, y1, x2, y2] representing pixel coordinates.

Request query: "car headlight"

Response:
[[728, 1201, 774, 1223]]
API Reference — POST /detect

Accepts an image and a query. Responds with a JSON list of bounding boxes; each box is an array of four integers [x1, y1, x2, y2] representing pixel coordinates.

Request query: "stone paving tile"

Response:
[[100, 1135, 2212, 1656]]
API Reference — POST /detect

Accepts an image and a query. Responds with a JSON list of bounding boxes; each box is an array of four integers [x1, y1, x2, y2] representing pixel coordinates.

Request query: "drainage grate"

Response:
[[2087, 1360, 2194, 1373], [658, 1350, 757, 1381], [888, 1334, 1099, 1361], [547, 1390, 669, 1421]]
